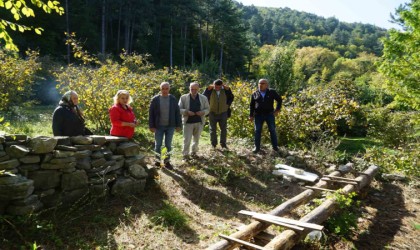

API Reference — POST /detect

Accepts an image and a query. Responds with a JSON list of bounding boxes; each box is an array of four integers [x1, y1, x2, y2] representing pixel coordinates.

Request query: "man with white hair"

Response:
[[178, 82, 210, 159], [149, 82, 182, 170]]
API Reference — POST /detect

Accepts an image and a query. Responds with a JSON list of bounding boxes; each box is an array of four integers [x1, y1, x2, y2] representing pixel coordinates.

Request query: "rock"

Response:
[[305, 230, 322, 242], [111, 155, 124, 161], [338, 163, 353, 173], [89, 174, 117, 185], [62, 187, 89, 204], [124, 155, 146, 167], [55, 145, 78, 151], [108, 142, 117, 153], [326, 165, 337, 173], [28, 136, 57, 154], [116, 142, 141, 157], [0, 151, 6, 157], [39, 192, 61, 207], [54, 136, 71, 146], [42, 153, 53, 163], [76, 158, 91, 170], [41, 162, 77, 170], [382, 173, 407, 181], [61, 170, 88, 191], [0, 144, 3, 151], [89, 135, 107, 146], [0, 135, 5, 143], [91, 158, 107, 168], [53, 150, 75, 158], [28, 170, 61, 190], [71, 136, 93, 145], [102, 149, 113, 160], [50, 157, 77, 164], [111, 178, 146, 195], [5, 145, 30, 158], [105, 136, 129, 143], [89, 184, 109, 197], [128, 164, 148, 179], [0, 178, 34, 200], [6, 200, 43, 215], [0, 154, 10, 162], [0, 201, 8, 214], [19, 155, 41, 164], [60, 167, 76, 173], [11, 194, 39, 206], [286, 155, 296, 163], [91, 151, 104, 159], [74, 150, 92, 159], [5, 134, 28, 141], [34, 188, 55, 198], [74, 144, 101, 151], [0, 175, 23, 185], [4, 141, 26, 146], [0, 159, 20, 170]]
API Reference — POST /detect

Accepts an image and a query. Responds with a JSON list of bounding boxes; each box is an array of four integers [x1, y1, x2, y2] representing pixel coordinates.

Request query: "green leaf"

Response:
[[18, 25, 24, 32], [5, 1, 11, 9], [34, 28, 42, 35]]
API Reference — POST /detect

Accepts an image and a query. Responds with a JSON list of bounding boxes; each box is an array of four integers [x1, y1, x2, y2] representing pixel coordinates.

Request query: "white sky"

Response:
[[236, 0, 409, 29]]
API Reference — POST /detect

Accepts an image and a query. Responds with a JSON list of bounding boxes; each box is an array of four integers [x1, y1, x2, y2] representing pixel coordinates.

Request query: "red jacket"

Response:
[[109, 104, 136, 139]]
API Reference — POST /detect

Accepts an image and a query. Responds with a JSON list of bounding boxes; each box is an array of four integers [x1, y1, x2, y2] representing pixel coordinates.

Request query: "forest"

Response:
[[0, 0, 419, 249]]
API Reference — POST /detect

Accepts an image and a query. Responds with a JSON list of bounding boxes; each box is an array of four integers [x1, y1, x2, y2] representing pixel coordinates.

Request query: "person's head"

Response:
[[61, 90, 79, 106], [160, 82, 170, 96], [189, 82, 200, 96], [258, 79, 269, 91], [113, 90, 133, 106], [213, 79, 223, 91]]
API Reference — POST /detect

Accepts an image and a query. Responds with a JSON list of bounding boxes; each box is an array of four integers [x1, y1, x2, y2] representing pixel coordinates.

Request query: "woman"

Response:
[[52, 90, 90, 136], [109, 90, 138, 139]]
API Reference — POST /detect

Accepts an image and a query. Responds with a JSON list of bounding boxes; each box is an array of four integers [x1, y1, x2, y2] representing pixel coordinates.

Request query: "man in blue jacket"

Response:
[[149, 82, 182, 169], [249, 79, 282, 153]]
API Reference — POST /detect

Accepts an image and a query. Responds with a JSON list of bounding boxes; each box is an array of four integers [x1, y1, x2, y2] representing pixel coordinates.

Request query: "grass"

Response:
[[336, 137, 380, 155], [151, 200, 189, 228]]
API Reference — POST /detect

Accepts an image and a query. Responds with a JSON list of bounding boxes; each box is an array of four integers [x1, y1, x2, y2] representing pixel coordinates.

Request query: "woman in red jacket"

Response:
[[109, 90, 138, 139]]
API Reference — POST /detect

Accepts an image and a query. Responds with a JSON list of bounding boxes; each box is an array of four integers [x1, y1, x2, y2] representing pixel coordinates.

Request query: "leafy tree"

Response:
[[0, 0, 64, 51], [380, 0, 420, 109]]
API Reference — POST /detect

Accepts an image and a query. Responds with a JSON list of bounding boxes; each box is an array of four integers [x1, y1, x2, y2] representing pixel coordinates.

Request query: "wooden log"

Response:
[[248, 215, 305, 231], [304, 186, 336, 192], [219, 234, 265, 250], [206, 170, 345, 250], [321, 178, 359, 185], [263, 165, 378, 250], [323, 175, 361, 182]]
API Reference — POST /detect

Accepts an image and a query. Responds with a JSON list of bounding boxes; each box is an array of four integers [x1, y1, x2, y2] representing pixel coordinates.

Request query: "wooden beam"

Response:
[[219, 234, 265, 250], [206, 170, 345, 250], [304, 186, 336, 192], [239, 211, 323, 231], [321, 178, 358, 185], [323, 175, 361, 182], [250, 215, 304, 231], [263, 165, 379, 250]]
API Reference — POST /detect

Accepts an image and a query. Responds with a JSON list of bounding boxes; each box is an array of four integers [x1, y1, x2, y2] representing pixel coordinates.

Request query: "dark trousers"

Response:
[[254, 113, 278, 150], [209, 112, 228, 147]]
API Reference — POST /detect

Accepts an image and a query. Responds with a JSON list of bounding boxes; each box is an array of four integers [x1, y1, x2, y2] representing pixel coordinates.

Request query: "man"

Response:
[[249, 78, 282, 153], [203, 79, 234, 149], [149, 82, 182, 170], [179, 82, 210, 159]]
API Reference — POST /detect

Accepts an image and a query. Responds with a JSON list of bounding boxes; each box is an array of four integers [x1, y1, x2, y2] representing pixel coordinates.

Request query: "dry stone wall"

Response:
[[0, 134, 152, 215]]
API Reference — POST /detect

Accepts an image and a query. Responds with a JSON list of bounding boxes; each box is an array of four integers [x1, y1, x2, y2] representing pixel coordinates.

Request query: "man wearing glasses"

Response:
[[179, 82, 210, 159], [249, 79, 282, 153]]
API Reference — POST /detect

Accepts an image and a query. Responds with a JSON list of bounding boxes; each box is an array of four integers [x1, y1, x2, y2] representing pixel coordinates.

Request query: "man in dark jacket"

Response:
[[249, 79, 282, 153], [149, 82, 182, 169], [203, 79, 234, 149]]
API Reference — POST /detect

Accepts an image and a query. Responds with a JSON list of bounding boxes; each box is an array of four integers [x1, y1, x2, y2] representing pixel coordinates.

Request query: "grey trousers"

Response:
[[182, 122, 204, 156], [209, 112, 228, 147]]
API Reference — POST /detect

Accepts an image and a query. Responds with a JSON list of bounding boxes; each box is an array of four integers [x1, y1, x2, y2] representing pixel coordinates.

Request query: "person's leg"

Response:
[[182, 124, 193, 156], [266, 113, 278, 149], [163, 126, 175, 163], [219, 112, 228, 147], [254, 114, 263, 151], [209, 112, 218, 147], [191, 122, 203, 154], [154, 127, 165, 163]]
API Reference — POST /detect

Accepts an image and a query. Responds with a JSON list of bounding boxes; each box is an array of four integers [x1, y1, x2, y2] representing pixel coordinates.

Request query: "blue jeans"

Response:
[[254, 113, 278, 150], [154, 126, 175, 162]]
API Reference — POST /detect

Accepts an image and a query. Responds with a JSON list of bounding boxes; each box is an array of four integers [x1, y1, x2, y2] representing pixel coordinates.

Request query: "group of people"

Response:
[[52, 78, 282, 170]]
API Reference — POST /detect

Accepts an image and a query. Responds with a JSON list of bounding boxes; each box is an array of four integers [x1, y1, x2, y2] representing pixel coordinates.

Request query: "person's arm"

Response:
[[225, 88, 234, 106], [203, 87, 212, 101], [174, 97, 182, 128], [109, 106, 135, 127], [199, 95, 210, 116], [52, 108, 64, 136], [148, 97, 156, 132], [273, 90, 282, 112]]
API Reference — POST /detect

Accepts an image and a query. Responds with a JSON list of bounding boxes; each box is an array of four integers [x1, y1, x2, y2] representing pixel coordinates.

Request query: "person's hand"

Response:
[[223, 84, 230, 90], [195, 111, 204, 116], [149, 128, 156, 133], [176, 127, 181, 132], [135, 120, 140, 126], [249, 116, 254, 122], [208, 85, 214, 90], [274, 110, 280, 116], [128, 122, 136, 128], [187, 111, 195, 116]]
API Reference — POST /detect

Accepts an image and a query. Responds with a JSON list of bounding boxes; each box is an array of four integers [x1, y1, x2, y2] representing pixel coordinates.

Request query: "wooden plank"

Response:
[[219, 234, 265, 250], [321, 178, 358, 185], [274, 169, 318, 182], [239, 211, 324, 231], [251, 215, 304, 231], [304, 186, 336, 192], [323, 175, 361, 182]]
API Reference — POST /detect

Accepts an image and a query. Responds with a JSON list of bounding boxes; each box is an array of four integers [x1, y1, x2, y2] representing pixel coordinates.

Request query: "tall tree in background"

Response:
[[380, 0, 420, 109]]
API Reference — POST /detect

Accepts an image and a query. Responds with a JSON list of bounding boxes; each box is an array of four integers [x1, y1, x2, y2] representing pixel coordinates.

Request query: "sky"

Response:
[[236, 0, 409, 29]]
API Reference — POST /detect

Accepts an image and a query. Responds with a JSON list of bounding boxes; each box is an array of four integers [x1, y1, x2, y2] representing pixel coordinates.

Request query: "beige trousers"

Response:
[[182, 122, 203, 156]]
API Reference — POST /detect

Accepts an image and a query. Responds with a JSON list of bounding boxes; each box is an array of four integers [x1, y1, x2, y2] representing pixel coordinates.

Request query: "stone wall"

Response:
[[0, 134, 152, 215]]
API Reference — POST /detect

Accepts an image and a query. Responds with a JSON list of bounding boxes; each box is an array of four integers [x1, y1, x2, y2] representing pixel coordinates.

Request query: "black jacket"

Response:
[[249, 89, 282, 117], [52, 105, 86, 136], [148, 94, 182, 128]]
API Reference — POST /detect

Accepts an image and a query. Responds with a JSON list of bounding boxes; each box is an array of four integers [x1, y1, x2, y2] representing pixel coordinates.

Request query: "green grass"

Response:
[[151, 200, 189, 228], [336, 137, 380, 155]]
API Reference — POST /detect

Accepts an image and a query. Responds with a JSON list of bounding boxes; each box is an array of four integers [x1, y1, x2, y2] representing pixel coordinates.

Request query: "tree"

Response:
[[380, 0, 420, 109], [0, 0, 64, 51]]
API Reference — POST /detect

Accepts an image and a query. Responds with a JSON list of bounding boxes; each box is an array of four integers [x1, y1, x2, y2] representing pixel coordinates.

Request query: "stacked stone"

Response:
[[0, 134, 151, 216]]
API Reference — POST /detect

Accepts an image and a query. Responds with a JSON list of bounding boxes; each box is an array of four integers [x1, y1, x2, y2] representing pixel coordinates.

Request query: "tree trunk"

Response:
[[199, 23, 204, 64], [116, 4, 122, 52], [183, 25, 187, 67], [170, 25, 173, 72], [219, 36, 224, 77], [124, 6, 131, 53], [129, 16, 135, 53], [191, 46, 194, 65], [65, 0, 70, 64], [101, 0, 106, 57]]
